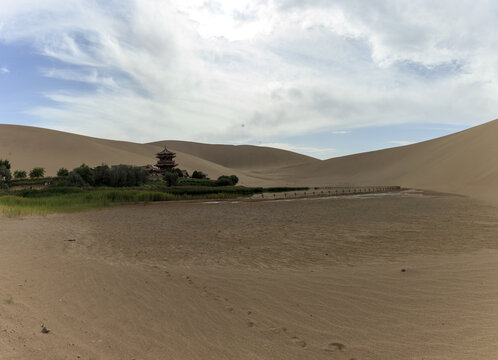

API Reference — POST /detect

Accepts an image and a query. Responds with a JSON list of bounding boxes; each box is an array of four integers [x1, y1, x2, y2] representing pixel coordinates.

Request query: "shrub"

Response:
[[29, 167, 45, 178], [57, 168, 69, 177], [66, 172, 88, 187], [215, 175, 239, 186], [0, 159, 11, 170], [0, 165, 11, 189], [163, 171, 179, 186], [192, 170, 208, 179], [229, 175, 239, 185], [215, 175, 234, 186], [72, 164, 94, 185], [172, 168, 185, 178], [14, 170, 27, 179], [65, 164, 148, 188]]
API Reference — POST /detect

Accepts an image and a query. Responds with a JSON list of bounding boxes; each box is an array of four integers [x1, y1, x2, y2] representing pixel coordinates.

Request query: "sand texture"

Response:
[[2, 192, 498, 359]]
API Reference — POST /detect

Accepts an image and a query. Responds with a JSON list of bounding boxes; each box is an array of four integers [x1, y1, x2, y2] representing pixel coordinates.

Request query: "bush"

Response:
[[163, 171, 179, 186], [177, 178, 216, 186], [29, 167, 45, 178], [192, 170, 208, 179], [0, 159, 11, 170], [229, 175, 239, 185], [13, 170, 27, 179], [57, 168, 69, 177], [65, 164, 149, 188], [215, 175, 234, 186], [215, 175, 239, 186], [0, 165, 11, 189], [66, 172, 88, 187], [72, 164, 94, 185]]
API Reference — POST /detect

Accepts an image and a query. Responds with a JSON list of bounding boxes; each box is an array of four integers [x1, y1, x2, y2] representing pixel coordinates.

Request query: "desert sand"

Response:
[[2, 191, 498, 359], [2, 120, 498, 359]]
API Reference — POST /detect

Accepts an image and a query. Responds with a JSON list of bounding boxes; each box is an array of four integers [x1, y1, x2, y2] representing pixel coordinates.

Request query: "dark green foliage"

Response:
[[163, 171, 179, 186], [93, 164, 111, 185], [0, 165, 11, 189], [192, 170, 208, 179], [66, 172, 88, 187], [29, 167, 45, 178], [66, 164, 148, 187], [72, 164, 94, 185], [215, 175, 234, 186], [57, 168, 69, 177], [10, 176, 61, 187], [107, 165, 148, 187], [215, 175, 240, 186], [0, 160, 11, 170], [177, 178, 216, 186], [172, 168, 185, 178], [13, 170, 27, 179]]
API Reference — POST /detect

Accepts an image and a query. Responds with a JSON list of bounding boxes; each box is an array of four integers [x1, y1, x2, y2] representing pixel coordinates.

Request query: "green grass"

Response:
[[0, 188, 246, 217], [0, 184, 309, 217], [6, 295, 13, 304]]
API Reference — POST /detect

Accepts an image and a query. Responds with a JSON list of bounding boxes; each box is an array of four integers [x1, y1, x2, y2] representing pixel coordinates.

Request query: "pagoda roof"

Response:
[[156, 147, 176, 156]]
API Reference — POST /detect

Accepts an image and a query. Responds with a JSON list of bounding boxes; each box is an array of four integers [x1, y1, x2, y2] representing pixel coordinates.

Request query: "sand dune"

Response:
[[0, 124, 312, 185], [151, 140, 318, 170], [274, 118, 498, 202], [2, 119, 498, 201]]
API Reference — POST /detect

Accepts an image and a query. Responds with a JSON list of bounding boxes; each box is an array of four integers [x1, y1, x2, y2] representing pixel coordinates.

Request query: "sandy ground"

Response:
[[2, 191, 498, 359]]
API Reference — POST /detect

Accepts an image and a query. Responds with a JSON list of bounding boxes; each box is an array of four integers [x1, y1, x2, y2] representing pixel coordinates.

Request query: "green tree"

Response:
[[192, 170, 207, 179], [0, 159, 11, 170], [29, 167, 45, 178], [72, 164, 94, 185], [0, 165, 11, 189], [13, 170, 27, 179], [163, 171, 179, 186], [215, 175, 235, 186], [229, 175, 239, 185], [57, 167, 69, 177]]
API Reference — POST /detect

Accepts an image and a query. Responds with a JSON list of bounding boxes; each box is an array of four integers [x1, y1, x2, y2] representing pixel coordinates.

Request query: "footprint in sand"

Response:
[[291, 336, 307, 348], [324, 342, 346, 352]]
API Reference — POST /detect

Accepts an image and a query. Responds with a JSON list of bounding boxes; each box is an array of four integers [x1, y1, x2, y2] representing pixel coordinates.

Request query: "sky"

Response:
[[0, 0, 497, 159]]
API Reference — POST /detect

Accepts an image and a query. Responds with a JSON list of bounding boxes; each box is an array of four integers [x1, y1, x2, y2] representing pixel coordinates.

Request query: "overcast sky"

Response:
[[0, 0, 497, 159]]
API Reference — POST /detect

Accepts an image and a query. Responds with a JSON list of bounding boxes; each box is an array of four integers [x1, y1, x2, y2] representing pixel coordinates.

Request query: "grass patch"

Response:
[[6, 295, 13, 304], [0, 187, 249, 216]]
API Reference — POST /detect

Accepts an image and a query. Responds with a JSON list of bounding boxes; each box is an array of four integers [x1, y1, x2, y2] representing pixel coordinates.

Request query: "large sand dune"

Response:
[[2, 119, 498, 200], [0, 124, 316, 186], [273, 119, 498, 202]]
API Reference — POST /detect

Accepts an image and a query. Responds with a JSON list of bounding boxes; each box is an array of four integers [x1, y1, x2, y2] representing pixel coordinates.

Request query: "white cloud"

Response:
[[0, 67, 9, 74], [332, 130, 351, 134], [0, 0, 497, 144]]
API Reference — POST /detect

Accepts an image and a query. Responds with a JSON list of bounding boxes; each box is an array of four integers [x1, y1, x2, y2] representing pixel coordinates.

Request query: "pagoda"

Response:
[[155, 147, 177, 172]]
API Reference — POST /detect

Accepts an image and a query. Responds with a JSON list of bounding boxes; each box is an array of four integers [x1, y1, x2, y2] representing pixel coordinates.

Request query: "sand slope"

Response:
[[151, 140, 318, 170], [275, 119, 498, 202], [2, 119, 498, 201], [0, 125, 314, 185]]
